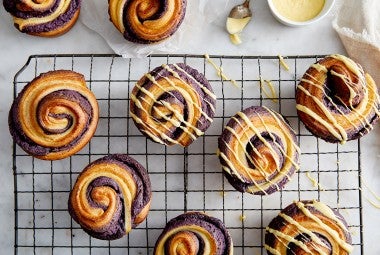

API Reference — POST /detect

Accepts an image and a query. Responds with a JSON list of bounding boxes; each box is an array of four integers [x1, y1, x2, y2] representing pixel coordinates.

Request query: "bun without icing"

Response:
[[68, 154, 152, 240], [3, 0, 81, 37], [108, 0, 187, 44], [154, 212, 233, 255], [9, 70, 98, 160]]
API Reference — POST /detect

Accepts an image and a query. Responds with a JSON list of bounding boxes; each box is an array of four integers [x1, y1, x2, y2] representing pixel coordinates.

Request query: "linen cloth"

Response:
[[333, 0, 380, 85]]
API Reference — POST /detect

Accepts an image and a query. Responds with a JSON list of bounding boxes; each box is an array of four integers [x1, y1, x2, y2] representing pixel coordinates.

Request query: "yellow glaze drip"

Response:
[[226, 17, 251, 45], [266, 227, 313, 253], [205, 54, 238, 87], [302, 72, 372, 135], [131, 64, 215, 146], [362, 178, 380, 210], [264, 244, 281, 255], [296, 201, 353, 253], [259, 78, 279, 103], [219, 107, 299, 194], [297, 84, 351, 143], [279, 212, 329, 254], [297, 54, 380, 143], [278, 55, 290, 71], [229, 33, 242, 45], [306, 171, 324, 190]]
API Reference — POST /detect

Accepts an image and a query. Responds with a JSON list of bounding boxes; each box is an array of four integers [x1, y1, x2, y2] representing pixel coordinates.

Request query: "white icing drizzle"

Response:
[[296, 201, 353, 253], [301, 72, 372, 135], [159, 65, 215, 120], [297, 54, 380, 143], [219, 107, 298, 194], [266, 201, 353, 254], [279, 212, 329, 254], [131, 64, 216, 145], [170, 64, 217, 100], [297, 85, 348, 142], [224, 126, 273, 182], [266, 227, 313, 254], [264, 244, 281, 255]]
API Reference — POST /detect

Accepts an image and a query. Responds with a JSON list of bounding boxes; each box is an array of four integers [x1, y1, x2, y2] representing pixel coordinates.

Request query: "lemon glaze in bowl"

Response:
[[267, 0, 335, 27]]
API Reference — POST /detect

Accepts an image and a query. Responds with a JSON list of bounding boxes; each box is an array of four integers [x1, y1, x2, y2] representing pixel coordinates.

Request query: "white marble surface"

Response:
[[0, 1, 379, 254]]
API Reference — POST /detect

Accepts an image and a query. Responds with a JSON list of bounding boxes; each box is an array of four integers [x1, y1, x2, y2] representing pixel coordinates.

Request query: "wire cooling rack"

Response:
[[13, 54, 364, 255]]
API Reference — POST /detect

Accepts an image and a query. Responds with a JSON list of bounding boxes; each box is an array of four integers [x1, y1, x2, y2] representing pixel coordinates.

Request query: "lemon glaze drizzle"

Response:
[[219, 108, 298, 193], [130, 64, 215, 144], [296, 55, 380, 143], [265, 201, 353, 254]]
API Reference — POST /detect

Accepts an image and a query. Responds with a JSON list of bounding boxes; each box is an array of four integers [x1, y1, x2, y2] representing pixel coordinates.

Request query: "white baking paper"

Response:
[[80, 0, 205, 58]]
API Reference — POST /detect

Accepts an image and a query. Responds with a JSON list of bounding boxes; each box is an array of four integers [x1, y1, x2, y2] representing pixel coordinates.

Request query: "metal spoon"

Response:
[[226, 0, 252, 44], [228, 0, 252, 20]]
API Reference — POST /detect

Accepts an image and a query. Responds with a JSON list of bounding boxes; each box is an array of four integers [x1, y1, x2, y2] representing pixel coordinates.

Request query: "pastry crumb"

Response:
[[219, 191, 227, 197], [239, 214, 246, 222]]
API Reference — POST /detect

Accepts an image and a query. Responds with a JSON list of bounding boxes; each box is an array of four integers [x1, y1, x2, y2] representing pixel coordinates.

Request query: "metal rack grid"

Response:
[[13, 54, 364, 255]]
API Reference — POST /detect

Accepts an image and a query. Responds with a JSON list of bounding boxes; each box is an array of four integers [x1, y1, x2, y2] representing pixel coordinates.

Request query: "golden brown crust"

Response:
[[68, 154, 152, 240], [265, 200, 352, 255], [154, 212, 233, 255], [29, 9, 80, 37], [296, 54, 380, 143], [130, 63, 216, 147], [4, 0, 81, 37], [218, 106, 299, 195], [108, 0, 187, 44], [9, 70, 99, 160]]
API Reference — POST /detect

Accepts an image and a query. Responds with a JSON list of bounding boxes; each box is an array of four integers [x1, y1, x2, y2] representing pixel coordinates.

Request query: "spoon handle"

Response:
[[243, 0, 250, 8]]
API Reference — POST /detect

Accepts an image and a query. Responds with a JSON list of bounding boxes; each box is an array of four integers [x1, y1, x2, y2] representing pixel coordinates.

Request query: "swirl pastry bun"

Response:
[[3, 0, 81, 37], [296, 54, 380, 143], [108, 0, 187, 44], [265, 200, 353, 255], [218, 106, 300, 195], [9, 70, 98, 160], [68, 154, 152, 240], [154, 212, 233, 255], [130, 63, 216, 147]]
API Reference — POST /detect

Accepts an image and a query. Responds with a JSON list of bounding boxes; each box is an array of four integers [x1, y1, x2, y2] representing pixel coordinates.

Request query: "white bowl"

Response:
[[267, 0, 335, 27]]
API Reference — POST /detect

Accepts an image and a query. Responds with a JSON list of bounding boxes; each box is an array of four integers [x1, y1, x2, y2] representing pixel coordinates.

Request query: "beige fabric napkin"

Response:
[[333, 0, 380, 85]]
